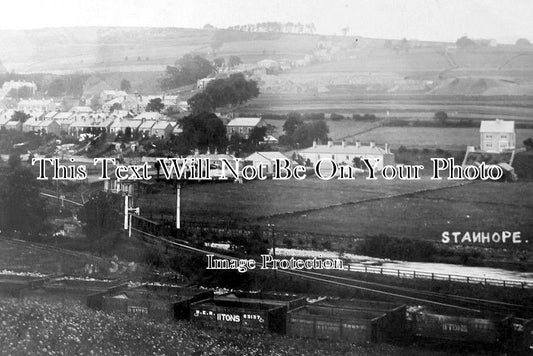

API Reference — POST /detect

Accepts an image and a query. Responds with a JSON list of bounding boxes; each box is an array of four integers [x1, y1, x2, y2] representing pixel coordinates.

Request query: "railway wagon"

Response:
[[219, 291, 307, 333], [87, 284, 212, 321], [287, 305, 388, 343], [190, 298, 286, 333], [311, 297, 407, 341], [504, 317, 533, 355], [411, 311, 505, 344]]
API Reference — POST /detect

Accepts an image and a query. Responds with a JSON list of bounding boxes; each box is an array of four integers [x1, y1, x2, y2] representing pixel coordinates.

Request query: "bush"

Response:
[[283, 237, 294, 248], [358, 234, 437, 261]]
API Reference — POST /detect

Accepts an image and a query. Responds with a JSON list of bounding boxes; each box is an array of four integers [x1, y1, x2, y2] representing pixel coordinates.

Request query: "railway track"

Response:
[[131, 227, 531, 318]]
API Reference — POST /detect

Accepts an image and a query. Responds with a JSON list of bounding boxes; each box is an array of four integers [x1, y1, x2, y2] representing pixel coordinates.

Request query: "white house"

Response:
[[2, 80, 37, 96], [18, 99, 56, 114], [151, 121, 174, 139], [139, 120, 156, 137], [197, 77, 216, 89], [244, 151, 290, 175], [298, 140, 394, 171], [110, 119, 142, 135], [226, 117, 266, 139], [479, 119, 515, 153]]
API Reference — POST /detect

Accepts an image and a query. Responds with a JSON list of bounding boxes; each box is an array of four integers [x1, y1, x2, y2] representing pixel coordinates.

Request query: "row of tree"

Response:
[[226, 22, 316, 34], [161, 54, 215, 90]]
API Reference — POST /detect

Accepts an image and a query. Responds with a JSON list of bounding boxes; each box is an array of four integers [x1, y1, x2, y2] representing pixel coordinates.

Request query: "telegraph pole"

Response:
[[176, 182, 181, 229]]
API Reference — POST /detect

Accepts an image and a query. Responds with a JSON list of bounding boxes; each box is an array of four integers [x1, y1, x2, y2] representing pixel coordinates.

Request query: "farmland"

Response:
[[0, 239, 106, 275], [348, 126, 533, 149], [135, 177, 533, 246], [137, 176, 462, 222], [267, 181, 533, 242], [242, 93, 533, 121]]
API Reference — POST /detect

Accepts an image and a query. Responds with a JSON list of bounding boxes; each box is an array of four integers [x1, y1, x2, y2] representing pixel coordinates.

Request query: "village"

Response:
[[0, 7, 533, 355]]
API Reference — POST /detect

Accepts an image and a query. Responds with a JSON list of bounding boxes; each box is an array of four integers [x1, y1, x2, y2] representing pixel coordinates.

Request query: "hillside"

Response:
[[1, 27, 533, 99]]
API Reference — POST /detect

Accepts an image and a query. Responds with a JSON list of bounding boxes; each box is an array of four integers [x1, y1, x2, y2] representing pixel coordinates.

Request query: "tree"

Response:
[[78, 192, 122, 243], [516, 38, 531, 46], [181, 112, 227, 151], [47, 78, 66, 97], [11, 111, 30, 123], [110, 102, 122, 112], [0, 165, 48, 235], [249, 126, 267, 145], [341, 27, 349, 36], [90, 95, 101, 111], [228, 55, 242, 68], [188, 92, 215, 114], [161, 54, 215, 90], [456, 36, 476, 49], [120, 79, 132, 92], [146, 98, 164, 112], [524, 137, 533, 151], [283, 113, 303, 136], [434, 111, 448, 125], [213, 57, 225, 70], [188, 73, 259, 113]]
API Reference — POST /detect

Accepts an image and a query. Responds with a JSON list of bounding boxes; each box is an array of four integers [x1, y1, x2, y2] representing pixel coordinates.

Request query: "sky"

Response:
[[0, 0, 531, 43]]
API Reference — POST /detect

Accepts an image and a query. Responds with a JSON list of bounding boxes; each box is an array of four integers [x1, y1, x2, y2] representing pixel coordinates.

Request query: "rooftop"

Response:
[[480, 119, 515, 133], [227, 117, 263, 127], [300, 142, 390, 155]]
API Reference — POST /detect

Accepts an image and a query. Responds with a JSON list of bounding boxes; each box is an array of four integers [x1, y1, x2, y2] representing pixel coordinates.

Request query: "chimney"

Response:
[[355, 140, 360, 148], [385, 143, 389, 153], [313, 140, 317, 148], [214, 148, 218, 155], [370, 141, 375, 148], [327, 140, 333, 147], [341, 140, 345, 148]]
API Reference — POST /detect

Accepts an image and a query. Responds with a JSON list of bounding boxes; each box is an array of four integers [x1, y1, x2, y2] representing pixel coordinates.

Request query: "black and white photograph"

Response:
[[0, 0, 532, 355]]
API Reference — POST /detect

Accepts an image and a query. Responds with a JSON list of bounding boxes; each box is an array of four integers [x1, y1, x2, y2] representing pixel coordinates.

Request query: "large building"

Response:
[[479, 119, 515, 153], [298, 140, 394, 171], [17, 99, 56, 114], [226, 117, 266, 139]]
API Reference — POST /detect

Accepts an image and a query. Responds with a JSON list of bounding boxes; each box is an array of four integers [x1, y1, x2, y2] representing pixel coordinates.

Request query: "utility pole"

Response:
[[176, 182, 181, 229]]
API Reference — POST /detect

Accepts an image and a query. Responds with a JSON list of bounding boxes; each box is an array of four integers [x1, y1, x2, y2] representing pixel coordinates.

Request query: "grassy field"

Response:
[[135, 177, 533, 247], [242, 92, 533, 120], [267, 181, 533, 242], [0, 239, 106, 275], [349, 126, 533, 149], [137, 177, 461, 223]]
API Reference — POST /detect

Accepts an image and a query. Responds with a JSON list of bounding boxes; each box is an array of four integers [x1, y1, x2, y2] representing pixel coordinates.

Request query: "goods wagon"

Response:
[[87, 284, 212, 321], [219, 291, 307, 333], [287, 305, 388, 343], [311, 297, 407, 341], [504, 317, 533, 355], [190, 297, 286, 333], [411, 310, 504, 344]]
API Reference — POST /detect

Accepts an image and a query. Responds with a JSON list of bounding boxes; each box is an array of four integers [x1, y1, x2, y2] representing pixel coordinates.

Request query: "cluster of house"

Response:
[[0, 80, 38, 99], [99, 90, 190, 115], [0, 86, 197, 138], [0, 102, 182, 139]]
